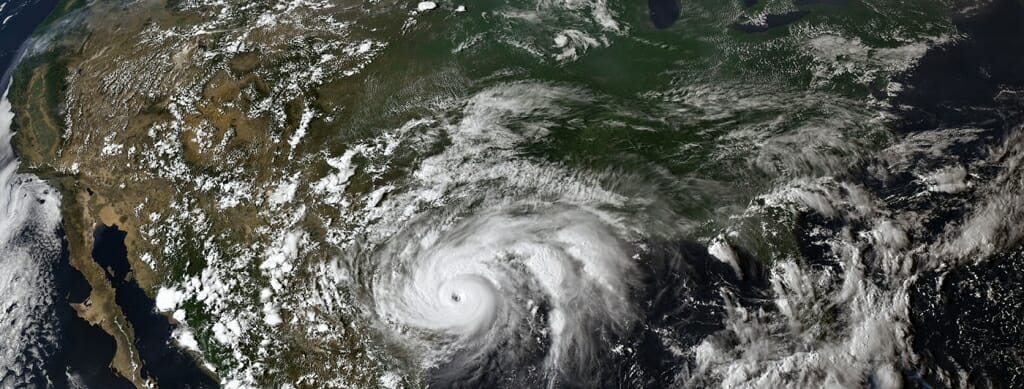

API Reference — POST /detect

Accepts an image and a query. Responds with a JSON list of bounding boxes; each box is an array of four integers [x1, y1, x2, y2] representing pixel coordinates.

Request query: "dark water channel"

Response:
[[92, 224, 219, 388]]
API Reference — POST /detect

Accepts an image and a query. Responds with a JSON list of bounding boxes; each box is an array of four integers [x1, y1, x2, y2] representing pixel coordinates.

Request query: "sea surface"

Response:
[[1, 1, 135, 387], [1, 2, 209, 387], [0, 0, 59, 89], [92, 224, 218, 388]]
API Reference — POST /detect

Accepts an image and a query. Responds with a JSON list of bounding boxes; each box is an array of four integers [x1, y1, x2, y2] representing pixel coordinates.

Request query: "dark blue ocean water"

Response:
[[647, 0, 679, 29], [92, 224, 219, 388], [1, 1, 136, 388], [0, 0, 59, 90], [2, 2, 217, 387]]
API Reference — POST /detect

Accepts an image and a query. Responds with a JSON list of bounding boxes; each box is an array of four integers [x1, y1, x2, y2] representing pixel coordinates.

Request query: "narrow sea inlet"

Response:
[[92, 223, 219, 388]]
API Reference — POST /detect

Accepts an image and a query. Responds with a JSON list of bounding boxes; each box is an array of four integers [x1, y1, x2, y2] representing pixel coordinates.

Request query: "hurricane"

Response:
[[368, 204, 641, 385], [339, 80, 763, 387], [334, 14, 1024, 384], [4, 0, 1024, 387], [345, 82, 649, 386]]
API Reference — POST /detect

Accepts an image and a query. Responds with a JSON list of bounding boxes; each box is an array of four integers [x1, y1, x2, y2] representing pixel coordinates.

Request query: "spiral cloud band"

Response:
[[370, 205, 642, 385]]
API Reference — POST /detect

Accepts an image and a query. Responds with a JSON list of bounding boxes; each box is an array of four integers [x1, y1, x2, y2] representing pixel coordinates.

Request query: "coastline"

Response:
[[1, 1, 214, 387]]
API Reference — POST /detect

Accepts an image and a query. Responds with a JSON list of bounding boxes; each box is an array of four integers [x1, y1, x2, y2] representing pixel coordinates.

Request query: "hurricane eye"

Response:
[[451, 293, 461, 302]]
